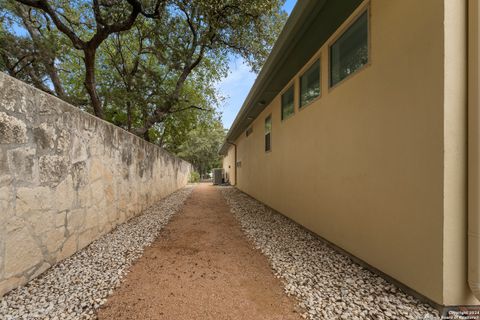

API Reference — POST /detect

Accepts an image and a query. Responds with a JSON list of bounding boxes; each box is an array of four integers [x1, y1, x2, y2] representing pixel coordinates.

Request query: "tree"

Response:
[[6, 0, 165, 118], [129, 0, 287, 138], [1, 0, 287, 143], [176, 114, 226, 177], [98, 16, 227, 140], [0, 2, 83, 104]]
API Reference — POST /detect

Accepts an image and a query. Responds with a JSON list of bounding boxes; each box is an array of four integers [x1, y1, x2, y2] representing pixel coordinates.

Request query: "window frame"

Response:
[[280, 84, 295, 121], [328, 6, 371, 90], [264, 114, 272, 153], [299, 58, 321, 109]]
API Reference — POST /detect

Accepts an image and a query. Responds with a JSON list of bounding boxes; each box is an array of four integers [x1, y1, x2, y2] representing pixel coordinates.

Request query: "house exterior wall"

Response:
[[225, 0, 476, 306], [222, 145, 236, 185]]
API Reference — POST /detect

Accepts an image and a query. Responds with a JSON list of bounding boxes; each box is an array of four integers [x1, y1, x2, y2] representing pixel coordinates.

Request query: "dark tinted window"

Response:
[[330, 11, 369, 86], [281, 86, 294, 120], [300, 60, 320, 107], [265, 115, 271, 152]]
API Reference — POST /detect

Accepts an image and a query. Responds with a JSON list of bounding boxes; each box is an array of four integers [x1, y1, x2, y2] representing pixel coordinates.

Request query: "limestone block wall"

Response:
[[0, 72, 192, 296]]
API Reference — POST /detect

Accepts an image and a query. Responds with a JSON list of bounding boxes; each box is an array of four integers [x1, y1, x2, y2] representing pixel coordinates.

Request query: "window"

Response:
[[300, 60, 320, 107], [265, 115, 272, 152], [246, 126, 253, 137], [281, 85, 294, 120], [330, 10, 369, 87]]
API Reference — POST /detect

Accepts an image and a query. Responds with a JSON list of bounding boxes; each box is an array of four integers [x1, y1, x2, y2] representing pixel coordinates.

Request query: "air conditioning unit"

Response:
[[212, 168, 224, 185]]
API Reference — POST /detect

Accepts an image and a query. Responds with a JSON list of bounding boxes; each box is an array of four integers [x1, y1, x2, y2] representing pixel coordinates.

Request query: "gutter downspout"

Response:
[[468, 0, 480, 301], [227, 141, 237, 186]]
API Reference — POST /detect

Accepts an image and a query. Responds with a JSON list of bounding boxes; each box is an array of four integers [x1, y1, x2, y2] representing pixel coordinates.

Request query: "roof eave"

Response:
[[219, 0, 364, 155], [221, 0, 324, 151]]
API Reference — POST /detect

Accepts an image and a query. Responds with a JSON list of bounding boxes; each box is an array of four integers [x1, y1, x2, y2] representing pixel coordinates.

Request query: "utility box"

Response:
[[213, 168, 224, 185]]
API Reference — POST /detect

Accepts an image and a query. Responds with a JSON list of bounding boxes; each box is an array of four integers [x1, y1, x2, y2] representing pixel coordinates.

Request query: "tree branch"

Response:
[[15, 0, 85, 49], [167, 105, 208, 114]]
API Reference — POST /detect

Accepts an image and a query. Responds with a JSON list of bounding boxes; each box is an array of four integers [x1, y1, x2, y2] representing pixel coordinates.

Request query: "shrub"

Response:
[[189, 171, 200, 183]]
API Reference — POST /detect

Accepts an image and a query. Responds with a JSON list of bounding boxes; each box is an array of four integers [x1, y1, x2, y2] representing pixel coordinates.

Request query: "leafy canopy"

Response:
[[0, 0, 287, 168]]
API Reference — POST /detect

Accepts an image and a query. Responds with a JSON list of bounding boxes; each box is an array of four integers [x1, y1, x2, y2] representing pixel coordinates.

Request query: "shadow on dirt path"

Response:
[[97, 182, 303, 320]]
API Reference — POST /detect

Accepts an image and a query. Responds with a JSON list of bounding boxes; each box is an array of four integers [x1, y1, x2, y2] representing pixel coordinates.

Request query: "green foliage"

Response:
[[0, 0, 288, 163], [189, 171, 200, 183], [0, 1, 85, 105], [176, 113, 226, 177]]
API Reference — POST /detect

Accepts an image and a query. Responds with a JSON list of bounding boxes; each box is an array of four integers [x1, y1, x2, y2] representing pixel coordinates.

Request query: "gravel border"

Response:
[[220, 186, 440, 320], [0, 186, 193, 320]]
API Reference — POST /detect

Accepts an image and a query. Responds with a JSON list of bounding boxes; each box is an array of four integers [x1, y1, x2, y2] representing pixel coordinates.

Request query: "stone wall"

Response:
[[0, 72, 192, 297]]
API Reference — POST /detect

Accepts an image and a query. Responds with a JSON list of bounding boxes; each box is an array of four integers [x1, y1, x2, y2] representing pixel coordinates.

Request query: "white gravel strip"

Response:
[[0, 186, 193, 320], [220, 186, 440, 320]]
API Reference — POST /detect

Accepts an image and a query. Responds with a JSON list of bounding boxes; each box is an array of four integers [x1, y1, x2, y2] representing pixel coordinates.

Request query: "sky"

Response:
[[217, 0, 297, 129]]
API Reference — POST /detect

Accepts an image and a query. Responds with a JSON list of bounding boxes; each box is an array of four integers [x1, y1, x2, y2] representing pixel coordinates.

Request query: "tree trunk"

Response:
[[126, 100, 132, 132], [84, 48, 104, 118], [46, 61, 68, 101]]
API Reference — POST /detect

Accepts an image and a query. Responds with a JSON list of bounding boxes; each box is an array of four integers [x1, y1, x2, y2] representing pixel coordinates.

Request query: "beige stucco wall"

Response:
[[0, 72, 192, 297], [228, 0, 476, 306], [222, 145, 236, 185]]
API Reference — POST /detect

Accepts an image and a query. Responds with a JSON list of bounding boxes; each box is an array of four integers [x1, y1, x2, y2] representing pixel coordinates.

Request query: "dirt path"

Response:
[[97, 183, 302, 320]]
